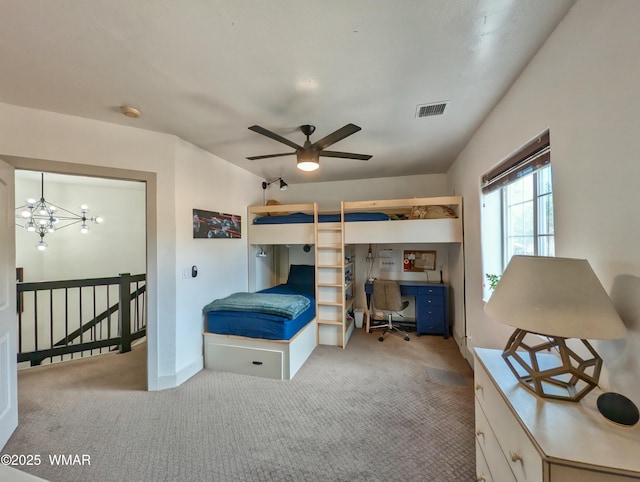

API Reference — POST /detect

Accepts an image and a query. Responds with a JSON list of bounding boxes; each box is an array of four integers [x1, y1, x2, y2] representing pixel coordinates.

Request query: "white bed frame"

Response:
[[203, 319, 317, 380], [248, 196, 463, 245]]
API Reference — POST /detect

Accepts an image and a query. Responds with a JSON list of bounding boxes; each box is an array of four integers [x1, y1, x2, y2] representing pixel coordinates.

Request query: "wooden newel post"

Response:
[[119, 273, 132, 353]]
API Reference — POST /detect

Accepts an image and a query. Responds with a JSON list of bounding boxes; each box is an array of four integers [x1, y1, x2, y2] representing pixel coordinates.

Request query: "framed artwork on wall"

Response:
[[193, 209, 241, 239]]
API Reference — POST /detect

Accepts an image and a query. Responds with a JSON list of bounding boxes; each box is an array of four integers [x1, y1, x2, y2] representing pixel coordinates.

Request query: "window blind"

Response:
[[481, 131, 550, 194]]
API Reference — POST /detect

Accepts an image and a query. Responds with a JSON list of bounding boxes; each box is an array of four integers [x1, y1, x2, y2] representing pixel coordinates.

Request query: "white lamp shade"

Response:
[[485, 256, 626, 340]]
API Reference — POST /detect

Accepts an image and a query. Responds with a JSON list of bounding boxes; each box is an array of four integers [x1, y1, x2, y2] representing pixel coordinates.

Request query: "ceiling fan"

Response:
[[247, 124, 372, 171]]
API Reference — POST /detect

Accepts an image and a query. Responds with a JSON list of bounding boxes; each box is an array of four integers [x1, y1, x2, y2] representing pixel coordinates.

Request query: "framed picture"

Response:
[[193, 209, 241, 239], [403, 250, 436, 272]]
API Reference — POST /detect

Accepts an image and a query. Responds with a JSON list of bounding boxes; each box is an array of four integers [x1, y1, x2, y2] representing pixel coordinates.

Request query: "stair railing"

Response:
[[17, 273, 146, 366]]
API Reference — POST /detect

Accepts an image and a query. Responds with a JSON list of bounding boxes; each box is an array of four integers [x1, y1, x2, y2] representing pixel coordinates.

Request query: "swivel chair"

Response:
[[369, 280, 410, 342]]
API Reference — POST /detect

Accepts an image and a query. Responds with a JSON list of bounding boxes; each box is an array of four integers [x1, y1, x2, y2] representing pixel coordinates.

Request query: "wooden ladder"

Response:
[[314, 203, 352, 348]]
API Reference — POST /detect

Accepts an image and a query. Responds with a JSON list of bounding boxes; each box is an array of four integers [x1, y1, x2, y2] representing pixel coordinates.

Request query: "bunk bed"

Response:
[[203, 265, 317, 380], [248, 196, 463, 245], [247, 196, 463, 349]]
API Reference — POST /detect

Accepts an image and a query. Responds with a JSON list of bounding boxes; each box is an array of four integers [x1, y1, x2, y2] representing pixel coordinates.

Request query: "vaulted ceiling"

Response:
[[0, 1, 575, 184]]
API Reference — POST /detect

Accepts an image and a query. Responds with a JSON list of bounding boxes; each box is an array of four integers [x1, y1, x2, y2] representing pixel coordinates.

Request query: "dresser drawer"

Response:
[[475, 363, 543, 482], [417, 311, 444, 335], [416, 300, 445, 335], [420, 294, 444, 307], [476, 398, 517, 482], [422, 307, 444, 320], [476, 438, 494, 482], [414, 285, 444, 296]]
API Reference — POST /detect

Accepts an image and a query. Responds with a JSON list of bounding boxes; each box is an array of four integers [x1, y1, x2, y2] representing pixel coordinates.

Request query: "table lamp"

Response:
[[484, 256, 627, 402]]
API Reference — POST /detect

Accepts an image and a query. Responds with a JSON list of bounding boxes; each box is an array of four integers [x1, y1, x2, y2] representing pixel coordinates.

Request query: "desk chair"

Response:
[[370, 280, 410, 342]]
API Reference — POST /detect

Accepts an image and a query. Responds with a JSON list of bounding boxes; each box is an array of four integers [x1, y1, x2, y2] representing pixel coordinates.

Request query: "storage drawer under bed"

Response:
[[204, 342, 284, 379]]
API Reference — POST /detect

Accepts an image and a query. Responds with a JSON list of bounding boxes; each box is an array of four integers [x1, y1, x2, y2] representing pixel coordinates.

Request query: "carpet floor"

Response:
[[4, 327, 475, 482]]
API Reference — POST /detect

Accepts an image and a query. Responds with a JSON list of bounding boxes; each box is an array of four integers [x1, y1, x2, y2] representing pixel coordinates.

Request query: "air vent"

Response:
[[415, 101, 448, 118]]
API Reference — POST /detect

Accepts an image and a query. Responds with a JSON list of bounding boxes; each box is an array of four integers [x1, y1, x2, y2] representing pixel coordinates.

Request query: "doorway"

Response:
[[15, 170, 147, 367], [2, 155, 157, 390]]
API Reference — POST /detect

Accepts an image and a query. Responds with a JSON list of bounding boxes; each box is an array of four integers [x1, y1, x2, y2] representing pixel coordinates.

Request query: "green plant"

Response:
[[485, 273, 501, 291]]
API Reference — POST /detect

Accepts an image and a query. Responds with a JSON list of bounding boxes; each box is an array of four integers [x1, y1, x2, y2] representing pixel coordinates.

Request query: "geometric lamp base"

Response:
[[502, 329, 602, 402]]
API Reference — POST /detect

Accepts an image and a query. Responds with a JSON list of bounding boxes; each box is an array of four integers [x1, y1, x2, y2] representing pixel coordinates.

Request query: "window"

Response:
[[481, 131, 554, 299]]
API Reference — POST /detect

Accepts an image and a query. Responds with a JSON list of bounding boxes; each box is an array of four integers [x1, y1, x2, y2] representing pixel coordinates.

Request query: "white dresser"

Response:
[[474, 348, 640, 481]]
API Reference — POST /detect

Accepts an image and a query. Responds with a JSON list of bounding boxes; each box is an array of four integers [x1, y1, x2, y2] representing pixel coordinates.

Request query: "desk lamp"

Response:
[[484, 256, 627, 402]]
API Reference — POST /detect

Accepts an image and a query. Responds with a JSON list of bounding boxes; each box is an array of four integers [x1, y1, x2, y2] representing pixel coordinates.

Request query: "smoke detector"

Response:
[[121, 106, 142, 118]]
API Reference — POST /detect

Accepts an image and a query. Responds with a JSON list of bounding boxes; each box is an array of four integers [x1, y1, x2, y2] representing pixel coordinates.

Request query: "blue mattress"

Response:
[[206, 284, 315, 340], [253, 211, 389, 224]]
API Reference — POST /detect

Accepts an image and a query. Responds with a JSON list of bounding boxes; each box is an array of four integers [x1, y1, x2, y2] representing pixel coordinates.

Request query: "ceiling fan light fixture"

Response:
[[297, 160, 319, 172], [248, 123, 369, 171], [297, 150, 319, 172]]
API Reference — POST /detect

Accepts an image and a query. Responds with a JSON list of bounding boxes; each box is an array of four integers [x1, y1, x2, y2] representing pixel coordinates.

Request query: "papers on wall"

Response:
[[379, 249, 400, 272]]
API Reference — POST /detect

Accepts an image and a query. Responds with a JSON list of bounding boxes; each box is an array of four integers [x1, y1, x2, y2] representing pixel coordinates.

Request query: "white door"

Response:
[[0, 159, 17, 449]]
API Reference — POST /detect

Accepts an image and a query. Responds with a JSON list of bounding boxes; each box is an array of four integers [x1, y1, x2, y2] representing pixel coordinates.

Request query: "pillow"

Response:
[[409, 205, 457, 219], [286, 264, 315, 296], [265, 199, 290, 216]]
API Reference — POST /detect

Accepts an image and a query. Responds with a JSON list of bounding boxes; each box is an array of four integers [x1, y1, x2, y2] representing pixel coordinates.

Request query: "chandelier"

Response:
[[16, 173, 103, 251]]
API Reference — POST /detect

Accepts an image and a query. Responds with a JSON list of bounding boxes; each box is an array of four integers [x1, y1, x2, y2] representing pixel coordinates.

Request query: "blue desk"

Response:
[[364, 281, 449, 339]]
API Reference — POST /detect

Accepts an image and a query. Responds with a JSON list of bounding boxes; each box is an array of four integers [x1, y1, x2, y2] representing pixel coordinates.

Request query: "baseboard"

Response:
[[151, 357, 203, 391], [176, 357, 203, 385], [452, 330, 474, 368]]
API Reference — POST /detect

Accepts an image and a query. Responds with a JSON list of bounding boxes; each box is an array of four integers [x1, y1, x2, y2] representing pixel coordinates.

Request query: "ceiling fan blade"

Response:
[[247, 152, 296, 161], [312, 124, 361, 150], [320, 150, 372, 161], [248, 125, 303, 150]]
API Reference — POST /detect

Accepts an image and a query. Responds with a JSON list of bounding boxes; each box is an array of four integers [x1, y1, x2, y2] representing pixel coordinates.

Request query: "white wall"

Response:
[[265, 173, 451, 210], [0, 102, 263, 390], [173, 138, 261, 375], [15, 173, 146, 281], [447, 0, 640, 404]]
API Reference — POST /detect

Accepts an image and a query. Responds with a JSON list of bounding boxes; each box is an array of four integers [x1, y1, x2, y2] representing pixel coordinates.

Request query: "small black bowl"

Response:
[[597, 392, 639, 426]]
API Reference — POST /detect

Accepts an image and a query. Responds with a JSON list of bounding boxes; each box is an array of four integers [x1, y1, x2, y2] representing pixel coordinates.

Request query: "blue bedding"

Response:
[[253, 211, 389, 224], [203, 292, 309, 319], [205, 284, 315, 341]]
